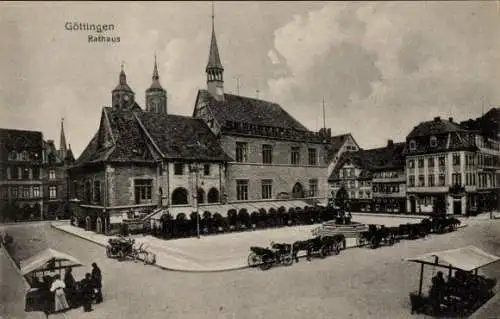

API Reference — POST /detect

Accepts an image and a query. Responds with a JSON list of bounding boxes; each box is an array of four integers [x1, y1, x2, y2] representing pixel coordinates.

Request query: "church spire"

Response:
[[119, 61, 127, 85], [146, 55, 167, 114], [206, 1, 224, 101], [153, 55, 159, 81], [59, 117, 67, 158]]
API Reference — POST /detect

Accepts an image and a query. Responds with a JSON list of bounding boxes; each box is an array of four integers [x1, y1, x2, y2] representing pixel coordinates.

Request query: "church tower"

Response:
[[206, 4, 224, 101], [112, 63, 135, 109], [59, 117, 67, 160], [146, 56, 167, 114]]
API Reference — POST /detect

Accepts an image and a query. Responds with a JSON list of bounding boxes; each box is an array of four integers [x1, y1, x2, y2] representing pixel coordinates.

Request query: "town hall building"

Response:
[[69, 16, 331, 233]]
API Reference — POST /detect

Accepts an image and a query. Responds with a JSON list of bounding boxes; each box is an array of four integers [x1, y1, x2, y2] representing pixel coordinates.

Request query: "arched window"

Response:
[[197, 188, 205, 204], [292, 182, 304, 198], [171, 187, 188, 205], [207, 188, 219, 203]]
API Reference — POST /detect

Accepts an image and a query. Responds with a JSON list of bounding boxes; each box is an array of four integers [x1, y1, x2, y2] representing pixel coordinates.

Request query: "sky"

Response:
[[1, 1, 499, 157]]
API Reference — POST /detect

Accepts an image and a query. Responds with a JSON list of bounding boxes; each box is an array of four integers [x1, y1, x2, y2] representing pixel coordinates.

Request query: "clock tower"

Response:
[[145, 56, 167, 114], [112, 63, 135, 109]]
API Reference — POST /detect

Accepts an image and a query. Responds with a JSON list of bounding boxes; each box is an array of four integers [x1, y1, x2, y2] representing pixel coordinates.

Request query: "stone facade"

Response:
[[220, 134, 328, 202]]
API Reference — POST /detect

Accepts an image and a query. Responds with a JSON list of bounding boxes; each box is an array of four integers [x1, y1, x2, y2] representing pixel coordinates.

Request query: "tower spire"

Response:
[[60, 117, 67, 158], [153, 55, 159, 82], [211, 1, 215, 31], [206, 1, 224, 101], [322, 97, 326, 130], [146, 54, 167, 113], [119, 61, 127, 85]]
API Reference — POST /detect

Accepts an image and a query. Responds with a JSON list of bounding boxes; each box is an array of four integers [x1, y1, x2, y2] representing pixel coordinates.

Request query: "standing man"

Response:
[[91, 262, 103, 303], [81, 273, 94, 312]]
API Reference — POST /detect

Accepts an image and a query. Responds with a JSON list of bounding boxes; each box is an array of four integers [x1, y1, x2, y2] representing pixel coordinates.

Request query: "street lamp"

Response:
[[189, 163, 201, 239]]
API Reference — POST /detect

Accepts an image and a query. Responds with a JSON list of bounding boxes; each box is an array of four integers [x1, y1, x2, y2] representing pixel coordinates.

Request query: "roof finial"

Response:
[[121, 61, 124, 72], [322, 97, 326, 130], [211, 1, 215, 31]]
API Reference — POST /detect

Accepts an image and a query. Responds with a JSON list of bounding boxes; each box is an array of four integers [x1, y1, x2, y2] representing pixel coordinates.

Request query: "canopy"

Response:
[[405, 245, 500, 272], [20, 248, 83, 275]]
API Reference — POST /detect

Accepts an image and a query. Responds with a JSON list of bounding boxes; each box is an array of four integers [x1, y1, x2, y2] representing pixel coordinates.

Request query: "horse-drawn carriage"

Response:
[[360, 215, 461, 249], [292, 234, 345, 262], [405, 246, 499, 317], [105, 236, 156, 265], [248, 242, 294, 270]]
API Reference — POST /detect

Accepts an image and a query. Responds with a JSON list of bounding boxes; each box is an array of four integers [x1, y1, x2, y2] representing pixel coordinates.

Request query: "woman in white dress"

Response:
[[49, 274, 70, 312]]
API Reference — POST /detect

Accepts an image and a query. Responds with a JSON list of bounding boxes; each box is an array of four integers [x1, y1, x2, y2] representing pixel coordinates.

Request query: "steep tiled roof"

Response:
[[197, 89, 308, 131], [407, 117, 465, 138], [460, 107, 500, 139], [0, 129, 43, 151], [136, 112, 231, 162], [326, 134, 350, 162], [207, 29, 223, 70], [74, 106, 231, 168], [0, 128, 43, 163], [328, 142, 405, 181]]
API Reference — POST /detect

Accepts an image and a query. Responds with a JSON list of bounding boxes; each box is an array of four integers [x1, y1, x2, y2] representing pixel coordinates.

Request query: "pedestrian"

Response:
[[81, 273, 94, 312], [49, 275, 70, 312], [64, 268, 76, 308], [91, 262, 103, 303]]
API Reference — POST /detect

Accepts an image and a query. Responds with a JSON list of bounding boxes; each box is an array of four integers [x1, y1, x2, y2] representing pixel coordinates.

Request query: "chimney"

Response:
[[387, 139, 394, 148], [434, 116, 441, 121], [449, 117, 453, 123], [327, 128, 331, 137], [47, 139, 54, 145]]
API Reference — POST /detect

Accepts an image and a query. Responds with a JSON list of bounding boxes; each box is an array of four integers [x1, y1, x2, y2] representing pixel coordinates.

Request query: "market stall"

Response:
[[405, 245, 499, 316], [21, 248, 83, 315]]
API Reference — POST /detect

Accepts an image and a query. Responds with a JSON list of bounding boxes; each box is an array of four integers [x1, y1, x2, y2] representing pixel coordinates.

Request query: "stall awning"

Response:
[[20, 248, 83, 275], [405, 246, 500, 272]]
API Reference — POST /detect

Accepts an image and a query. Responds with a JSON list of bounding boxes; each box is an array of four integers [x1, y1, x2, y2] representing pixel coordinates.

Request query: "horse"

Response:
[[292, 239, 315, 262]]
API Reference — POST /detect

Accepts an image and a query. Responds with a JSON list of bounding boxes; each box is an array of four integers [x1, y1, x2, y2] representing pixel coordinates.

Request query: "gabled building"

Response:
[[70, 63, 230, 233], [405, 114, 499, 215], [193, 16, 329, 205], [325, 133, 360, 201], [328, 140, 406, 213]]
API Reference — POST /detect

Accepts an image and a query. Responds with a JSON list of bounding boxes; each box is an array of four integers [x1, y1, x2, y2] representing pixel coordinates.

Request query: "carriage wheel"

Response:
[[247, 252, 262, 267], [106, 246, 112, 258], [119, 250, 127, 261], [320, 245, 329, 258], [332, 242, 341, 255], [282, 254, 294, 266]]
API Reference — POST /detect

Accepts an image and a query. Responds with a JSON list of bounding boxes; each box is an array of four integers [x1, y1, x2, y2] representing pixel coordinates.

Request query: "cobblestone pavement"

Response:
[[2, 218, 499, 319]]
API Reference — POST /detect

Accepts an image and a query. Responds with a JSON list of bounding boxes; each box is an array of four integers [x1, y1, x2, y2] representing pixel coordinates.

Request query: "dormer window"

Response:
[[430, 136, 437, 147], [409, 140, 416, 151]]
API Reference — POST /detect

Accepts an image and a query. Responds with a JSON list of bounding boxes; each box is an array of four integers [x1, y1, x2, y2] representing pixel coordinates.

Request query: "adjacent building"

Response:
[[328, 140, 406, 213], [405, 112, 499, 215], [0, 124, 74, 221]]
